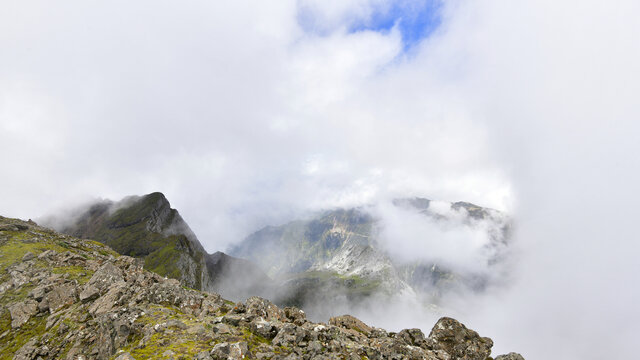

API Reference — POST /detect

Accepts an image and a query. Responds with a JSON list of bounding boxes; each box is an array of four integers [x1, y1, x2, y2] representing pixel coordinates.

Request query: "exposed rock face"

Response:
[[0, 215, 522, 359], [231, 198, 511, 312]]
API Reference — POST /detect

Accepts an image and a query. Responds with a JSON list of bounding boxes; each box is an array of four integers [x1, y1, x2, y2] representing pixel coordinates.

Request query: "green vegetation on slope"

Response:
[[0, 216, 118, 359], [57, 192, 207, 290]]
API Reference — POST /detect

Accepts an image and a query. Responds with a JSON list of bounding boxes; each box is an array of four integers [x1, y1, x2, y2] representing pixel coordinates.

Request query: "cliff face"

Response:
[[43, 193, 269, 300], [0, 216, 523, 359]]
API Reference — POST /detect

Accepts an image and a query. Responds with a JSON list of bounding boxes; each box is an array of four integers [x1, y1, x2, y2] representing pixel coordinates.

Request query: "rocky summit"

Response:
[[0, 216, 523, 359]]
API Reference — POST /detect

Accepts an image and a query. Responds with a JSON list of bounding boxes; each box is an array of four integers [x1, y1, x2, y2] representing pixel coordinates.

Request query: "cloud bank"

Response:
[[2, 0, 640, 358]]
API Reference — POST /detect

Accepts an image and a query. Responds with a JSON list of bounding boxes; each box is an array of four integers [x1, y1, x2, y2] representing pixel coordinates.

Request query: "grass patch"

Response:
[[0, 238, 67, 273], [0, 283, 35, 304], [0, 312, 46, 359], [52, 266, 94, 285]]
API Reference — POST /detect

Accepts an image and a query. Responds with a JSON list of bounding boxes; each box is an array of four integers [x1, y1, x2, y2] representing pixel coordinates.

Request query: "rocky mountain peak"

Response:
[[41, 193, 273, 301]]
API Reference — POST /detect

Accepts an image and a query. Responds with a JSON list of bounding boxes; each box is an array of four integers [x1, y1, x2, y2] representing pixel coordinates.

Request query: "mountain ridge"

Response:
[[0, 215, 524, 359], [42, 192, 512, 323], [41, 192, 270, 300], [230, 198, 511, 314]]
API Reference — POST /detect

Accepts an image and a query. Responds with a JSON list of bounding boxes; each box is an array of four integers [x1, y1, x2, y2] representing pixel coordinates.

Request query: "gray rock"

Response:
[[250, 317, 276, 339], [147, 279, 203, 309], [198, 296, 223, 318], [284, 306, 307, 326], [308, 340, 323, 353], [88, 281, 127, 315], [428, 317, 493, 360], [8, 300, 38, 328], [0, 281, 12, 295], [9, 269, 29, 287], [213, 322, 232, 335], [13, 339, 38, 360], [196, 350, 214, 360], [22, 251, 35, 261], [37, 249, 57, 259], [495, 352, 525, 360], [229, 341, 250, 359], [222, 314, 246, 327], [44, 282, 78, 312], [244, 296, 288, 327], [329, 315, 372, 336], [187, 324, 207, 336], [86, 263, 125, 294], [166, 319, 188, 330], [114, 352, 136, 360], [28, 284, 51, 301], [0, 223, 28, 231], [272, 323, 307, 347], [211, 342, 230, 357], [79, 284, 100, 302]]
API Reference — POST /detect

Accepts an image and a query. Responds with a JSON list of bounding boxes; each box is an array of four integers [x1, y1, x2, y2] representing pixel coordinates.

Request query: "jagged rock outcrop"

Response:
[[0, 216, 522, 359]]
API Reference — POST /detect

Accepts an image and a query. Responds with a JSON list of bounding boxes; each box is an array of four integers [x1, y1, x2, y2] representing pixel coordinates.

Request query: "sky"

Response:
[[1, 0, 640, 358]]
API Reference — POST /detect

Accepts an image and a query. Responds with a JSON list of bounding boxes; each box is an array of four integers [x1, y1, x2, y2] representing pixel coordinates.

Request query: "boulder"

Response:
[[44, 283, 78, 312], [229, 341, 251, 359], [28, 284, 51, 301], [396, 328, 428, 347], [272, 323, 308, 347], [284, 306, 307, 325], [495, 353, 525, 360], [428, 317, 493, 360], [86, 263, 125, 294], [8, 300, 38, 328], [79, 284, 100, 302], [329, 315, 372, 336], [250, 317, 277, 339], [88, 281, 127, 315]]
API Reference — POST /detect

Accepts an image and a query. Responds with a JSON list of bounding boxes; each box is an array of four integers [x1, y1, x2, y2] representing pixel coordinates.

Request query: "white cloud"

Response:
[[2, 1, 639, 358]]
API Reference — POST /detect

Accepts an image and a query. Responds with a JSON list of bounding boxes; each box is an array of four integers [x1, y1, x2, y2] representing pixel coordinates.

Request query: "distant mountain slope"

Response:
[[230, 198, 511, 309], [232, 208, 374, 276], [49, 192, 208, 290], [42, 192, 271, 300]]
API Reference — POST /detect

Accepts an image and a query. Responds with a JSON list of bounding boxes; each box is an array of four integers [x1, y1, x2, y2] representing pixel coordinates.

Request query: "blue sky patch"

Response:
[[354, 1, 442, 49], [297, 1, 442, 50]]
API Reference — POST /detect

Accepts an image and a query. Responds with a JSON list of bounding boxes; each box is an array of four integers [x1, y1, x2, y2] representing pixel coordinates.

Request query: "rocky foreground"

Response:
[[0, 216, 523, 360]]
